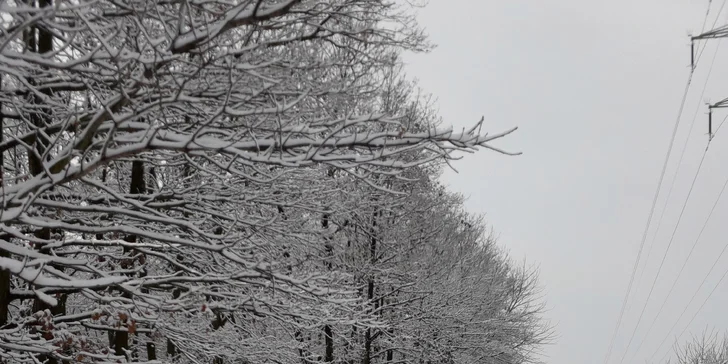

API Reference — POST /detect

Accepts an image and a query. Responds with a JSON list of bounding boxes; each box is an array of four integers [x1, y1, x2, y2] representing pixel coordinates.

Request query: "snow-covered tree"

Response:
[[665, 332, 728, 364], [0, 0, 549, 363]]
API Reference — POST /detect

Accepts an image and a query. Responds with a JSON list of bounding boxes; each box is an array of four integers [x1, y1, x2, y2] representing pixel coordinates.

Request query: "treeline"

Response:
[[665, 332, 728, 364], [0, 0, 551, 363]]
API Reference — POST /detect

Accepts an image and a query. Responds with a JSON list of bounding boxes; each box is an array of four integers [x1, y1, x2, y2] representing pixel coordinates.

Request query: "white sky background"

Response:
[[404, 1, 728, 363]]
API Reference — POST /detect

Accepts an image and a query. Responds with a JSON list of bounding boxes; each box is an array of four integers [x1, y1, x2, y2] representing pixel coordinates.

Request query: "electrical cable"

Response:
[[653, 237, 728, 364], [601, 67, 696, 364], [635, 33, 722, 292], [624, 38, 724, 363], [645, 116, 728, 364], [618, 135, 709, 364], [602, 4, 720, 362], [695, 0, 725, 65]]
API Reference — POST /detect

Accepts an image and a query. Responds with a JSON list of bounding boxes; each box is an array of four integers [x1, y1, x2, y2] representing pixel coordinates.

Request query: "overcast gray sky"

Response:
[[405, 1, 728, 363]]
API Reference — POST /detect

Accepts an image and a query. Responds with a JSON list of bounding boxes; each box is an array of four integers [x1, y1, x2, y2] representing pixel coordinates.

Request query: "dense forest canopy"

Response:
[[0, 0, 552, 363]]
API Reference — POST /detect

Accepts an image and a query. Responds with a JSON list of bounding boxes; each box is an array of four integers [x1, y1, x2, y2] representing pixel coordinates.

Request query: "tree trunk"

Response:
[[26, 1, 62, 362], [362, 207, 378, 364], [322, 206, 335, 362], [348, 326, 357, 364], [211, 312, 228, 364], [167, 338, 177, 361], [166, 155, 193, 362], [324, 324, 334, 362], [27, 0, 59, 313], [27, 0, 52, 178], [386, 327, 394, 362], [96, 167, 108, 240], [0, 245, 9, 328], [114, 330, 129, 359], [115, 160, 146, 359], [147, 342, 157, 360], [0, 70, 10, 329], [295, 329, 309, 364]]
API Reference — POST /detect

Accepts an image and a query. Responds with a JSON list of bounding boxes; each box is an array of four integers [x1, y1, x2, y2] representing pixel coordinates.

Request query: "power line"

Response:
[[695, 0, 726, 66], [635, 33, 723, 293], [714, 111, 728, 135], [695, 0, 714, 64], [644, 114, 728, 364], [659, 263, 728, 364], [602, 4, 721, 362], [601, 66, 696, 364], [618, 133, 709, 364], [625, 39, 724, 364], [637, 0, 723, 287], [648, 190, 728, 363]]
